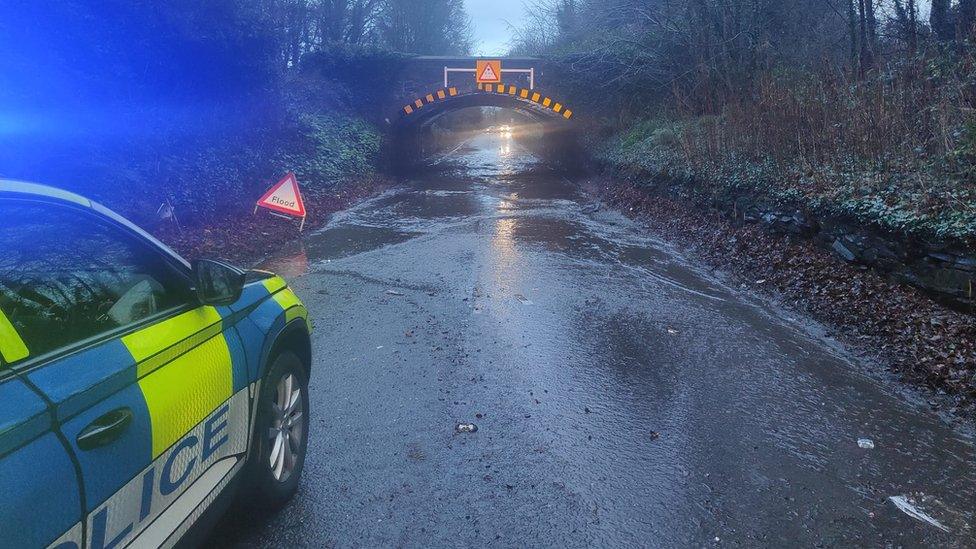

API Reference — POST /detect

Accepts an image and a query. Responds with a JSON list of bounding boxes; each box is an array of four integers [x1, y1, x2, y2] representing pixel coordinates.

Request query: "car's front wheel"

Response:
[[247, 351, 310, 509]]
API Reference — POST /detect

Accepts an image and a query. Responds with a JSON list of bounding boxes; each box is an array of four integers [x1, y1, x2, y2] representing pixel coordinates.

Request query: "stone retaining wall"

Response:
[[735, 196, 975, 310], [616, 169, 975, 311]]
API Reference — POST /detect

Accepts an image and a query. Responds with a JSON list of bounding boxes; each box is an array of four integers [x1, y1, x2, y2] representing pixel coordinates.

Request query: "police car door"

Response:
[[0, 338, 84, 547], [1, 198, 251, 548]]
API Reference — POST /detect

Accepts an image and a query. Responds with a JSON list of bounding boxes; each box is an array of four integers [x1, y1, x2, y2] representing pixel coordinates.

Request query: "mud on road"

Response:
[[211, 133, 976, 547]]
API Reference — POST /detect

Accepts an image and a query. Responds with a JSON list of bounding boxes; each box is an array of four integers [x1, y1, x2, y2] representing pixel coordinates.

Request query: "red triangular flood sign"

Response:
[[479, 64, 498, 82], [256, 173, 306, 217]]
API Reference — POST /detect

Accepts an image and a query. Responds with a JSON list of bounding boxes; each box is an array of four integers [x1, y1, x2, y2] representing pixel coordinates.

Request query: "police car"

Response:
[[0, 181, 313, 548]]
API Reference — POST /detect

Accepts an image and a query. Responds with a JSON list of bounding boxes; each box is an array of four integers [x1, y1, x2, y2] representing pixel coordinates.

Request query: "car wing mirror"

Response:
[[192, 259, 246, 306]]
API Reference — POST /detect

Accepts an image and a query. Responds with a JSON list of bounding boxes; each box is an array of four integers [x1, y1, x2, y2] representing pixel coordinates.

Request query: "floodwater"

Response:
[[216, 132, 976, 547]]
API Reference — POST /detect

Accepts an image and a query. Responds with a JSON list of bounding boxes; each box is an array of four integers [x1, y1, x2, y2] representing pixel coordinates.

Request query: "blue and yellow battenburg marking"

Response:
[[0, 306, 29, 363], [122, 306, 232, 458], [11, 276, 306, 526], [264, 278, 310, 329], [120, 275, 307, 459], [0, 274, 310, 548]]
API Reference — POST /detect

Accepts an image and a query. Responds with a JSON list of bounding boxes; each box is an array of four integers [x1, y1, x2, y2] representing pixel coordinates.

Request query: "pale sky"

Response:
[[465, 0, 526, 56], [461, 1, 937, 55]]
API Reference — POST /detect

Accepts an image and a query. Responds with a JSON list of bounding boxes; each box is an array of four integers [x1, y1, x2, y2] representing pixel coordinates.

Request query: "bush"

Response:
[[281, 114, 382, 188], [589, 55, 976, 247]]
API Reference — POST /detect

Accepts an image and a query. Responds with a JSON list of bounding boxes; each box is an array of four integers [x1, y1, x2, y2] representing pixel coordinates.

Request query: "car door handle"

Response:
[[76, 408, 134, 451]]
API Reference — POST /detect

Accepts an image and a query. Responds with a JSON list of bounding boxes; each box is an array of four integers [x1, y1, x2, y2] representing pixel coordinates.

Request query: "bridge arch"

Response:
[[390, 81, 580, 170], [394, 83, 574, 131]]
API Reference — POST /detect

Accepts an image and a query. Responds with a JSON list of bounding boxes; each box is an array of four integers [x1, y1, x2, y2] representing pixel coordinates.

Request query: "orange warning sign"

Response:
[[476, 60, 502, 83], [256, 172, 306, 220]]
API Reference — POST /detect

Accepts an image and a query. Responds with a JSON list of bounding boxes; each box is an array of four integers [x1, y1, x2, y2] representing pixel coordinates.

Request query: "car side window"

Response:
[[0, 200, 194, 363]]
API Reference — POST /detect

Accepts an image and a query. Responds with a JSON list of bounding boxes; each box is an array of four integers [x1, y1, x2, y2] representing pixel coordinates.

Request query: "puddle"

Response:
[[256, 240, 309, 278], [260, 224, 420, 275]]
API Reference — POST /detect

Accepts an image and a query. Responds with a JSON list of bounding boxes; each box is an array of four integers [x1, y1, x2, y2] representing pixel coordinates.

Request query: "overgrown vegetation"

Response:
[[514, 0, 976, 247]]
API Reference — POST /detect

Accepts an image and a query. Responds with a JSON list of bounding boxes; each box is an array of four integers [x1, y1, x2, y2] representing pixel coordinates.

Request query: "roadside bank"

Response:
[[153, 174, 392, 266], [584, 176, 976, 422], [590, 120, 976, 312]]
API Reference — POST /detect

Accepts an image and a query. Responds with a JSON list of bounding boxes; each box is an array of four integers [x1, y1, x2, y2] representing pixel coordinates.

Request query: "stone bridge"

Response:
[[386, 56, 579, 167]]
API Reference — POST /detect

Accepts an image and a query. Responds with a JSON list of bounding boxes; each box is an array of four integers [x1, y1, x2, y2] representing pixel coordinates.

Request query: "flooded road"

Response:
[[214, 133, 976, 547]]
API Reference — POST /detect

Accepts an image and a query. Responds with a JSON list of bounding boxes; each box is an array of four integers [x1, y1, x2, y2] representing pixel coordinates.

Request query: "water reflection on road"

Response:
[[229, 133, 976, 548]]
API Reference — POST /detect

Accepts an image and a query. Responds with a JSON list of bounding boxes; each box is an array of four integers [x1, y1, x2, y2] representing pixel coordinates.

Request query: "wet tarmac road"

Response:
[[213, 133, 976, 547]]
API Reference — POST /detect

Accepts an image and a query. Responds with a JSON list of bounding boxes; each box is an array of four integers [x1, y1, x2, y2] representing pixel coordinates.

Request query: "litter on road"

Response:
[[888, 494, 950, 533]]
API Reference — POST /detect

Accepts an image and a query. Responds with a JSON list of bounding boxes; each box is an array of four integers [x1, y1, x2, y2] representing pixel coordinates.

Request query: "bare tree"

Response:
[[857, 0, 875, 73], [376, 0, 471, 55], [893, 0, 919, 53], [961, 0, 976, 39], [931, 0, 952, 42]]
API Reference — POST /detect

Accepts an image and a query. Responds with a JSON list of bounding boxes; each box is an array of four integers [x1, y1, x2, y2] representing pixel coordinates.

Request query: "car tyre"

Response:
[[246, 350, 310, 510]]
